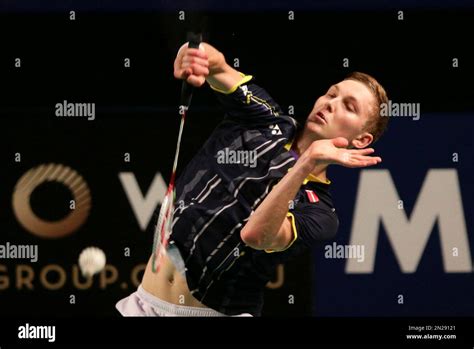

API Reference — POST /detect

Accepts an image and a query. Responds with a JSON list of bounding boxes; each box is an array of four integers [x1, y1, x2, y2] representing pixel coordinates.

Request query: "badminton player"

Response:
[[116, 41, 388, 316]]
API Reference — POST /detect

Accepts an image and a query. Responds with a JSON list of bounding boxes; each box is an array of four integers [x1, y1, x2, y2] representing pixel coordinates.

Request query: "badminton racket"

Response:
[[151, 32, 202, 273]]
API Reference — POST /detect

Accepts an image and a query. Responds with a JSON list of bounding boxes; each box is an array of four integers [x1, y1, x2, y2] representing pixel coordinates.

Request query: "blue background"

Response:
[[315, 113, 473, 316]]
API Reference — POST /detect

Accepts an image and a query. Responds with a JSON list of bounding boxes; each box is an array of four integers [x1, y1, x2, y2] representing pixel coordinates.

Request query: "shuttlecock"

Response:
[[78, 247, 106, 277]]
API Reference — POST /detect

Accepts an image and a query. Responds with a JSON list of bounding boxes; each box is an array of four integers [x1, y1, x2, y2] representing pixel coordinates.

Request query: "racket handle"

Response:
[[180, 32, 203, 107]]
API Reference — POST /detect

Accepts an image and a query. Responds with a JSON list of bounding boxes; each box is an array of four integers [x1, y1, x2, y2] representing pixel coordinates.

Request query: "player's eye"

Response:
[[345, 102, 355, 112]]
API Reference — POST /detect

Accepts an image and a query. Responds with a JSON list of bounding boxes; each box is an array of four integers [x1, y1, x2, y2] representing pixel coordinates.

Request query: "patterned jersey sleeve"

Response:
[[210, 73, 298, 136]]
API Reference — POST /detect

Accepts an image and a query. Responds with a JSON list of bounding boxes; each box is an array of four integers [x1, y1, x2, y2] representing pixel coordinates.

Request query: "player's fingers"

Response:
[[188, 63, 209, 77], [180, 61, 209, 76], [174, 67, 192, 80], [174, 68, 185, 79], [186, 74, 206, 87], [349, 148, 374, 155], [186, 47, 208, 59], [181, 61, 209, 76], [346, 160, 375, 168], [351, 155, 382, 165], [173, 58, 183, 78], [175, 43, 209, 80], [182, 55, 209, 68], [174, 44, 188, 74], [352, 153, 381, 161]]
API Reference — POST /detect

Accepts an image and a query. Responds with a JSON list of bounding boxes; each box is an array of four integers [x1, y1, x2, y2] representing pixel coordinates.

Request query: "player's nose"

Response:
[[323, 100, 333, 114]]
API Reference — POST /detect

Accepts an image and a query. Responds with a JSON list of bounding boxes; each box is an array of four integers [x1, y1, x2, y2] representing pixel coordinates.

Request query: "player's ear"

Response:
[[351, 131, 373, 149]]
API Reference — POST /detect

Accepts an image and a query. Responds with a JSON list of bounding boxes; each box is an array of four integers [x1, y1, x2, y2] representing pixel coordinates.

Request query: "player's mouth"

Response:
[[313, 111, 327, 124]]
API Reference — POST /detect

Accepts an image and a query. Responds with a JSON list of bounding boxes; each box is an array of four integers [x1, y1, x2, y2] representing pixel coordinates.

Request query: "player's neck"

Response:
[[293, 132, 329, 183]]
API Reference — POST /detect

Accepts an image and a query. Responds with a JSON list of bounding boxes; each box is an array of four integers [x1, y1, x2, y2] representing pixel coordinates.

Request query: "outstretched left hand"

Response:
[[304, 137, 382, 168]]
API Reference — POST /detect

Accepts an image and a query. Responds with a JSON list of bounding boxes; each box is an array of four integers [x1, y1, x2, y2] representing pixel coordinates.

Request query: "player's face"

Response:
[[305, 79, 375, 146]]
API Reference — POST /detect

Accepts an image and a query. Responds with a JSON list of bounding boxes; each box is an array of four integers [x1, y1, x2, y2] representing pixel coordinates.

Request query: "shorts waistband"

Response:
[[137, 285, 226, 317]]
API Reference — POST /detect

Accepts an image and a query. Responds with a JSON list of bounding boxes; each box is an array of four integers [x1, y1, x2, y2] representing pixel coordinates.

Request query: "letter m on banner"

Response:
[[346, 169, 471, 273]]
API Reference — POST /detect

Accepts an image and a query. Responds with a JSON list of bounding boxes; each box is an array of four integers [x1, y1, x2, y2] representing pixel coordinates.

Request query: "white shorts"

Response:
[[116, 285, 252, 317]]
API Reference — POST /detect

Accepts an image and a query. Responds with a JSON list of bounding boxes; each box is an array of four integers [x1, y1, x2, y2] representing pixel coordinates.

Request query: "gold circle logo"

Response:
[[12, 163, 91, 239]]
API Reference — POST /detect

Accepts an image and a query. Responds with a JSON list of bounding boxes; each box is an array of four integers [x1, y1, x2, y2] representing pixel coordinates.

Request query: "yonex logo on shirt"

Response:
[[269, 124, 282, 135]]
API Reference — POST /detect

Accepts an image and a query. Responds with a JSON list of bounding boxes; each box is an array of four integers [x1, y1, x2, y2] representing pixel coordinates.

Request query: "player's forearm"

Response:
[[201, 43, 244, 92], [241, 158, 315, 249]]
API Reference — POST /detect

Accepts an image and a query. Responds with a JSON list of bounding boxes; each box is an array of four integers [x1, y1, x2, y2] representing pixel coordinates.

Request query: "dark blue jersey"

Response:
[[155, 74, 339, 316]]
